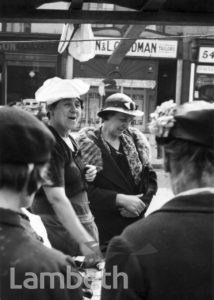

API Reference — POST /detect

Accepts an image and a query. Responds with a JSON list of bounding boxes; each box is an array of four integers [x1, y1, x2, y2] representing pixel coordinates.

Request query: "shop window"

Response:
[[7, 65, 56, 105], [194, 73, 214, 102]]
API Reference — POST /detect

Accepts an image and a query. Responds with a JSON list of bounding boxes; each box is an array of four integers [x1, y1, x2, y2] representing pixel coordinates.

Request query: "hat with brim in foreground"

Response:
[[97, 93, 144, 118], [170, 101, 214, 149], [35, 77, 90, 106]]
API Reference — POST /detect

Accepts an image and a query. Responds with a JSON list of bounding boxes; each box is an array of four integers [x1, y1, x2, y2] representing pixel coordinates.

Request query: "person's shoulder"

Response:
[[77, 126, 97, 139], [47, 126, 67, 156], [76, 126, 100, 146], [127, 127, 149, 143], [125, 127, 151, 162], [119, 213, 165, 248]]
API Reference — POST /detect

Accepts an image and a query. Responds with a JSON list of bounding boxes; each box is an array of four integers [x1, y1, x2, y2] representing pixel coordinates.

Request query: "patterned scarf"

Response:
[[77, 126, 151, 185]]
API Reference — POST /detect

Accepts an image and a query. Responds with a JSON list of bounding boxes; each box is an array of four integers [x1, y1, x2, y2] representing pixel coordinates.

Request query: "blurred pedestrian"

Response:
[[77, 93, 157, 252], [0, 107, 83, 300], [102, 100, 214, 300]]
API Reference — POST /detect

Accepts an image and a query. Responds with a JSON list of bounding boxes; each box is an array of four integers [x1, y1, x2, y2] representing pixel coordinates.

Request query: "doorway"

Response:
[[157, 59, 177, 106]]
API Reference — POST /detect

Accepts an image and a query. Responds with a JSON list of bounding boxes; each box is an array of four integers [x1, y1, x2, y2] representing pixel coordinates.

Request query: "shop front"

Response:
[[73, 37, 178, 132], [0, 36, 59, 105], [189, 39, 214, 102]]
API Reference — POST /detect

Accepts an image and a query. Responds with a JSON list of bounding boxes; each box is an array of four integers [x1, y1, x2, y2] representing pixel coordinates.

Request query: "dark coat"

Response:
[[87, 132, 157, 249], [0, 208, 83, 300], [101, 191, 214, 300]]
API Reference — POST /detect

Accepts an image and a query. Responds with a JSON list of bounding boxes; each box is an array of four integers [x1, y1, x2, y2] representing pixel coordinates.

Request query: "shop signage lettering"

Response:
[[95, 39, 178, 58], [76, 77, 156, 89], [0, 42, 56, 53], [0, 43, 16, 51], [199, 47, 214, 63], [196, 65, 214, 74]]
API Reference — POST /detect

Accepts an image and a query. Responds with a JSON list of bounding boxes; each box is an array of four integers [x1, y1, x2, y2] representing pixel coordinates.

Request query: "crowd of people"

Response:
[[0, 76, 213, 300]]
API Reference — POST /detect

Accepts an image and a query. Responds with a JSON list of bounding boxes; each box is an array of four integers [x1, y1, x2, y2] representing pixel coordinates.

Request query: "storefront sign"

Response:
[[0, 43, 16, 51], [95, 38, 178, 58], [196, 65, 214, 74], [76, 77, 156, 89], [0, 42, 57, 53], [198, 47, 214, 63]]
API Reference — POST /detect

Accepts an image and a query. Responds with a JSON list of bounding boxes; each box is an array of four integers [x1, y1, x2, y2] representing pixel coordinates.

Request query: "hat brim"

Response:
[[97, 107, 144, 118], [35, 77, 90, 105]]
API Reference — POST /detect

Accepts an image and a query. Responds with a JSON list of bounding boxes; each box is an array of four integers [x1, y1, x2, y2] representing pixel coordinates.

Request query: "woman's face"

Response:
[[104, 112, 134, 137], [51, 98, 82, 131]]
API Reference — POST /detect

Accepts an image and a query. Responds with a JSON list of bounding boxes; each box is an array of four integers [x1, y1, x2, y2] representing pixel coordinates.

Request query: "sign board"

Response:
[[75, 77, 156, 89], [5, 52, 57, 62], [95, 38, 178, 58], [196, 65, 214, 74], [198, 47, 214, 63], [0, 42, 57, 53]]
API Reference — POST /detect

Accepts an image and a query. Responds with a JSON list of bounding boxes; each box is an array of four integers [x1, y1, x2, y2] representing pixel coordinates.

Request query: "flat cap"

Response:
[[0, 107, 55, 164], [170, 101, 214, 149]]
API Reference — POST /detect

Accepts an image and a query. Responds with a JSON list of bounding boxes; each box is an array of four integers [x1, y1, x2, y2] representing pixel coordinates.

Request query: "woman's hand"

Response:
[[80, 240, 103, 268], [84, 165, 97, 182], [116, 194, 146, 216], [119, 208, 139, 218]]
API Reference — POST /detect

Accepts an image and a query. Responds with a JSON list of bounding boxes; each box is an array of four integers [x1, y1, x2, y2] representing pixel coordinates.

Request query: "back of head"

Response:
[[150, 101, 214, 191], [0, 107, 55, 194], [0, 107, 55, 164], [171, 101, 214, 149]]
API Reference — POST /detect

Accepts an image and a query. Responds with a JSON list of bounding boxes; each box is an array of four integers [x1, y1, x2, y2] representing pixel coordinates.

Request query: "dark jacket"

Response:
[[101, 191, 214, 300], [77, 127, 157, 249], [0, 208, 83, 300]]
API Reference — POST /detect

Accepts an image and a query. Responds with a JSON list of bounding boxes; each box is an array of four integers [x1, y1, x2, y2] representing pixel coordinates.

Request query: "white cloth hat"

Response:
[[35, 77, 90, 105]]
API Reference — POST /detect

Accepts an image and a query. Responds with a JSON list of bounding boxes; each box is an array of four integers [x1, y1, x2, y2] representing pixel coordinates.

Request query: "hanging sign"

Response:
[[95, 38, 178, 58]]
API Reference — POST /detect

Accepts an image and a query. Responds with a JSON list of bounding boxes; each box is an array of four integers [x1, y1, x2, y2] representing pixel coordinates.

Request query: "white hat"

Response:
[[35, 77, 90, 105]]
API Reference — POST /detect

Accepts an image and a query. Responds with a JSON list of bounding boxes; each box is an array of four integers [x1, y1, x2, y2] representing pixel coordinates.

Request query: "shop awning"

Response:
[[0, 0, 214, 25]]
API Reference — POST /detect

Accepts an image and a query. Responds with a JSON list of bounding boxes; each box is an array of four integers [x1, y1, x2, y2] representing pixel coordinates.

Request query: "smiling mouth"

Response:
[[69, 116, 76, 120]]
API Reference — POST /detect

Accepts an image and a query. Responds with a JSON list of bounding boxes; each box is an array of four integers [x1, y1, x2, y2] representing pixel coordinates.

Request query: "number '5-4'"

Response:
[[203, 50, 214, 59]]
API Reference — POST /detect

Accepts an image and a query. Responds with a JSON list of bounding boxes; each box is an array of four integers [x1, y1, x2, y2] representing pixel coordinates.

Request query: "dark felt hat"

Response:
[[0, 107, 55, 164], [97, 93, 144, 118], [168, 101, 214, 149]]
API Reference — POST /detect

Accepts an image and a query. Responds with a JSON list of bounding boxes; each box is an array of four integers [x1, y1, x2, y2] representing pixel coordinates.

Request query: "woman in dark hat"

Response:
[[32, 77, 101, 261], [0, 107, 82, 300], [102, 100, 214, 300], [77, 93, 157, 252]]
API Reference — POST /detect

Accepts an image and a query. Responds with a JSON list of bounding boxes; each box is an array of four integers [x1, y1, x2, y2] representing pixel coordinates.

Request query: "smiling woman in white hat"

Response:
[[77, 93, 157, 252], [32, 77, 101, 262]]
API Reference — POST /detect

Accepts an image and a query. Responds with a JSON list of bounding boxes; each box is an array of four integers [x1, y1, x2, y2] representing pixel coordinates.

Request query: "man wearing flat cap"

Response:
[[0, 107, 83, 300], [102, 101, 214, 300]]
